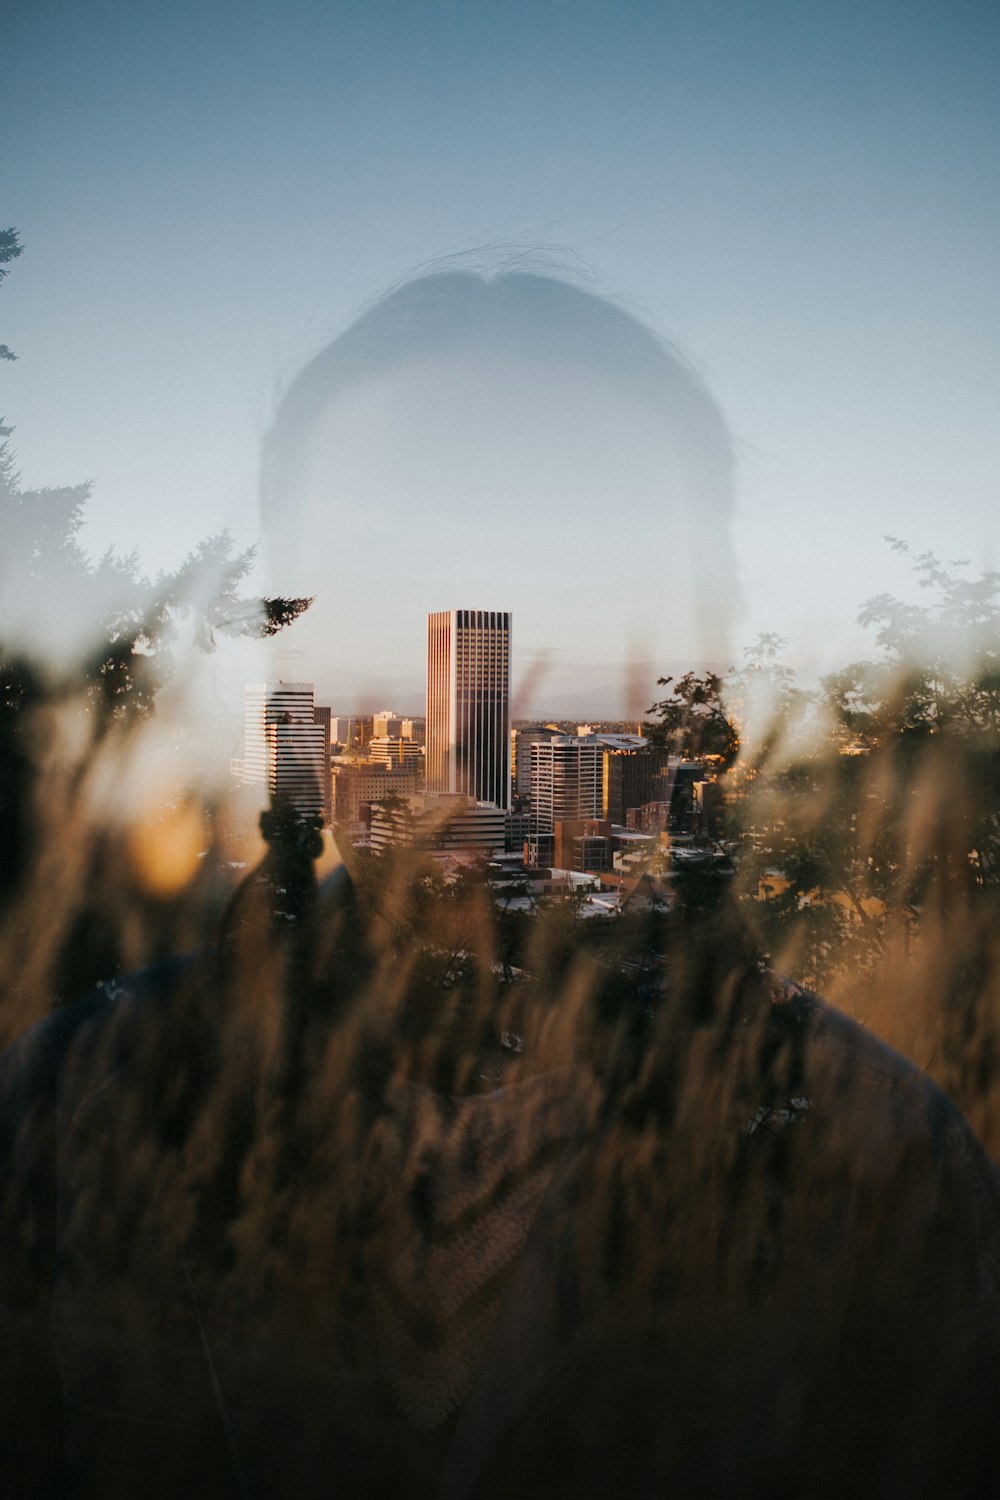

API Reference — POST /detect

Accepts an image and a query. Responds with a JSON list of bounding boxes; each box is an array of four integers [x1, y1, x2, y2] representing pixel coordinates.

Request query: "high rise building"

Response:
[[313, 705, 332, 821], [243, 682, 328, 820], [426, 609, 511, 810], [594, 733, 656, 824], [529, 737, 603, 832], [512, 725, 557, 796]]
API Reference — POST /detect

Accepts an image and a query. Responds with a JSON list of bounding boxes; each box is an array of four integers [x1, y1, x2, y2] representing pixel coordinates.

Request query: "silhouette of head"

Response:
[[261, 263, 739, 708]]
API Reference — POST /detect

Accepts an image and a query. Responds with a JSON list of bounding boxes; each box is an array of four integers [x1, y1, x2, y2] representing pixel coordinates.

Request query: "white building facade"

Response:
[[369, 793, 505, 856], [243, 682, 328, 820]]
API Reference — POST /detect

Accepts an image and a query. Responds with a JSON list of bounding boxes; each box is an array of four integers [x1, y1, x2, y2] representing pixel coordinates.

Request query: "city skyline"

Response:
[[251, 607, 703, 849], [259, 609, 690, 730]]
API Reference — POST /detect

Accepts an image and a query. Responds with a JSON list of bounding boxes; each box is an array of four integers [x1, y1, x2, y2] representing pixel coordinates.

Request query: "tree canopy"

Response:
[[645, 670, 740, 766]]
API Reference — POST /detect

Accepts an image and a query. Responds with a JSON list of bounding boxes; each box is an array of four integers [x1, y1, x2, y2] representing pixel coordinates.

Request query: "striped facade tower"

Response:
[[243, 682, 329, 821], [528, 736, 603, 833], [426, 610, 511, 811]]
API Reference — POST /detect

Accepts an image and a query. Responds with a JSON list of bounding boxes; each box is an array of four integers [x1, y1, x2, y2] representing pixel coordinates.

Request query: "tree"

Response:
[[0, 415, 311, 710], [826, 538, 1000, 746], [645, 671, 740, 767], [0, 227, 22, 361], [722, 542, 1000, 1138], [821, 539, 1000, 888], [725, 632, 813, 768], [0, 232, 312, 1000]]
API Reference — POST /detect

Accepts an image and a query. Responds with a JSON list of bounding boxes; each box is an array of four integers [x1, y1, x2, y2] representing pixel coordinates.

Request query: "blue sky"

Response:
[[4, 0, 999, 712]]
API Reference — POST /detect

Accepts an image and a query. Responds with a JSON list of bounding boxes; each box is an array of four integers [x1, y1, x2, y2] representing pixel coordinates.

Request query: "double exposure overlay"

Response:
[[4, 4, 1000, 1495]]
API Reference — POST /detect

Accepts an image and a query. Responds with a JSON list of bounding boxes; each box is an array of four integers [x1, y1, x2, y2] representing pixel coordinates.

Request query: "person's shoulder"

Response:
[[767, 972, 940, 1097], [768, 974, 1000, 1203]]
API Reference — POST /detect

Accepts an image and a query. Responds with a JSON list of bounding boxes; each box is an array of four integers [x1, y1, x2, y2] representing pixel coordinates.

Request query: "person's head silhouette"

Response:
[[260, 262, 739, 711]]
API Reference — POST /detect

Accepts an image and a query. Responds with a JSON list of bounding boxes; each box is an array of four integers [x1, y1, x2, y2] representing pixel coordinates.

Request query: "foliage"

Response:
[[0, 427, 313, 929], [0, 232, 312, 945], [0, 230, 312, 721], [645, 670, 740, 767], [0, 226, 22, 361], [725, 632, 813, 772], [0, 424, 311, 719], [725, 546, 1000, 1124], [827, 538, 1000, 747]]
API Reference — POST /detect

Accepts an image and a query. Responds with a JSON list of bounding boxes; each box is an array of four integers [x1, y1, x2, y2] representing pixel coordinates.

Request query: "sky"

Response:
[[4, 0, 999, 717]]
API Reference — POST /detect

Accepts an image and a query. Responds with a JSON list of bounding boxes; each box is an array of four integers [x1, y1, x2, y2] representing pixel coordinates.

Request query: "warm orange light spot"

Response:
[[128, 801, 206, 898]]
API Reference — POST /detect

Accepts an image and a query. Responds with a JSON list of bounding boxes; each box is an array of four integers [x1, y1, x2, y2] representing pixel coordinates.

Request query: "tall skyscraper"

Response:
[[426, 609, 511, 810], [243, 682, 329, 820]]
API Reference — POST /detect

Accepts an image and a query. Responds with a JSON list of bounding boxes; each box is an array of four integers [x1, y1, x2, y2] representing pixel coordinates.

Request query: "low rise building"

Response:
[[369, 792, 505, 856], [554, 818, 613, 873], [367, 736, 426, 776], [331, 760, 421, 828], [523, 832, 555, 870]]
